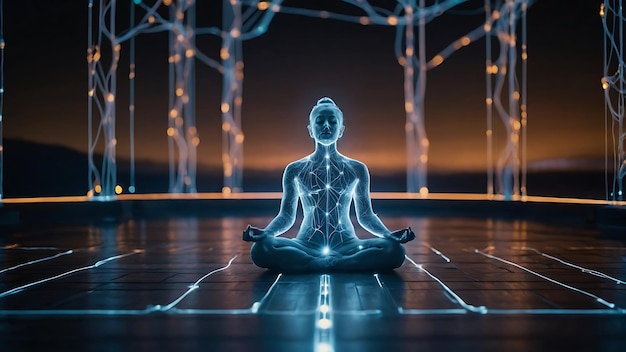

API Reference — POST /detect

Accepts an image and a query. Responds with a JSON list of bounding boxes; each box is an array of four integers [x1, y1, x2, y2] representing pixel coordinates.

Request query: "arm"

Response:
[[353, 162, 392, 238], [353, 162, 415, 243], [244, 163, 298, 241]]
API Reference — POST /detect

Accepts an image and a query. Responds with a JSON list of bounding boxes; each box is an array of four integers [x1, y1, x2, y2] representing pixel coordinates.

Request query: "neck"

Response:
[[313, 143, 339, 158]]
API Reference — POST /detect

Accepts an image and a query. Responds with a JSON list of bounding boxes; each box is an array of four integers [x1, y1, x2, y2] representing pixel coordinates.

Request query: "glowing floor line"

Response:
[[426, 244, 451, 262], [0, 250, 73, 274], [404, 255, 488, 314], [520, 247, 625, 284], [475, 249, 618, 309], [250, 273, 282, 313], [154, 255, 238, 311], [314, 274, 335, 352], [3, 245, 63, 250], [0, 250, 143, 298]]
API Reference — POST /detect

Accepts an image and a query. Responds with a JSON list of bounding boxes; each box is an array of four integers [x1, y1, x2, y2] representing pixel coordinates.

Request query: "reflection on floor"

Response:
[[1, 216, 625, 351]]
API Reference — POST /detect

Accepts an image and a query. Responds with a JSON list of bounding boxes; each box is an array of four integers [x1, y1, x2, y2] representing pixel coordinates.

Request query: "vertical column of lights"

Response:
[[129, 0, 136, 193], [314, 274, 334, 352], [167, 0, 199, 193], [486, 1, 527, 200], [485, 0, 494, 197], [220, 0, 281, 194], [601, 1, 626, 201], [87, 0, 120, 199], [0, 0, 4, 200]]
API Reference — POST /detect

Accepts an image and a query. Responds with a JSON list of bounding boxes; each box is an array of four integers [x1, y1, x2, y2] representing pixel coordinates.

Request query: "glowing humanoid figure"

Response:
[[243, 97, 415, 273]]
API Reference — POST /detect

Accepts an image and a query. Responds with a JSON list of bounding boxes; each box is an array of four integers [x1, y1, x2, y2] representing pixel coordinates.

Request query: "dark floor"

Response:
[[1, 213, 625, 351]]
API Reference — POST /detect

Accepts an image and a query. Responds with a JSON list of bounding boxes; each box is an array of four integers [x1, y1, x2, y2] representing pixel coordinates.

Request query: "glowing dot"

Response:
[[326, 184, 330, 189], [419, 186, 429, 197], [317, 343, 334, 352], [600, 4, 605, 17], [420, 154, 428, 163], [387, 16, 398, 26], [358, 245, 363, 250], [601, 77, 609, 90], [88, 89, 94, 97], [522, 52, 528, 60], [257, 1, 269, 10], [113, 185, 122, 195], [176, 88, 184, 97], [484, 23, 491, 32], [460, 36, 471, 46], [271, 4, 280, 12], [512, 91, 520, 100], [492, 10, 500, 20], [325, 154, 329, 159], [192, 137, 200, 146], [94, 185, 102, 193], [235, 133, 245, 144], [421, 138, 430, 147], [230, 28, 241, 38], [114, 44, 121, 52], [128, 72, 135, 79], [431, 55, 444, 67], [220, 48, 230, 60], [222, 122, 231, 132], [325, 212, 329, 217], [170, 109, 178, 118], [319, 304, 330, 313], [326, 165, 330, 170], [185, 49, 195, 58], [133, 0, 141, 4], [163, 0, 172, 5], [398, 57, 407, 66], [106, 93, 115, 102], [486, 129, 493, 136], [322, 246, 330, 255], [339, 171, 343, 175], [317, 318, 332, 329], [167, 127, 175, 136], [148, 15, 155, 23], [222, 186, 231, 195], [87, 190, 94, 197], [129, 186, 136, 193], [405, 101, 414, 112], [221, 103, 230, 113], [486, 98, 493, 105], [359, 17, 370, 25]]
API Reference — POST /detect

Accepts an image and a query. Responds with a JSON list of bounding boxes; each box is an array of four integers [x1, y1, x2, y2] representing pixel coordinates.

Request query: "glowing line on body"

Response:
[[476, 249, 618, 309], [520, 247, 625, 284], [0, 250, 73, 274], [405, 255, 487, 314], [156, 255, 237, 311], [0, 250, 143, 298]]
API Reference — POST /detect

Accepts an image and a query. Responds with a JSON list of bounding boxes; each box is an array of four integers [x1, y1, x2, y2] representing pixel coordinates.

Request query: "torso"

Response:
[[290, 153, 361, 249]]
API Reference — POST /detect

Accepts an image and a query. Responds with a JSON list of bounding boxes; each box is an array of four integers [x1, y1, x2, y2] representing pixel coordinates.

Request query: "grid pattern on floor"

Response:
[[1, 216, 625, 351]]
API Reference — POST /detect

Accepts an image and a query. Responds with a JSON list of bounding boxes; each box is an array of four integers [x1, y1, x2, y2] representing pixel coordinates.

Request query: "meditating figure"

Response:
[[243, 97, 415, 272]]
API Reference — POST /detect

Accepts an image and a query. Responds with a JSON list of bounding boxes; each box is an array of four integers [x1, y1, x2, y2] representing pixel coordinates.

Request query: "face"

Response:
[[308, 108, 345, 146]]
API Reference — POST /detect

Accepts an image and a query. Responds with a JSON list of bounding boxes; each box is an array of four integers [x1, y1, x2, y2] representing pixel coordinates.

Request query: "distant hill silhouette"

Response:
[[0, 139, 613, 199]]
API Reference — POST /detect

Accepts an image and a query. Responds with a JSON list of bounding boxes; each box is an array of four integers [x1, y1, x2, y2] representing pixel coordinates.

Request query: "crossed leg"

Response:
[[250, 236, 405, 273]]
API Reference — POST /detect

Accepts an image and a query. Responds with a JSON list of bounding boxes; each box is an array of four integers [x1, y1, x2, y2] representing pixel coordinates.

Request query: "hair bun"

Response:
[[316, 97, 336, 106]]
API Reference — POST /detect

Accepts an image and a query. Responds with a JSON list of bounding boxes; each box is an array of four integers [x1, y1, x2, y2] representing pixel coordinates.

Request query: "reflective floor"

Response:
[[1, 215, 626, 351]]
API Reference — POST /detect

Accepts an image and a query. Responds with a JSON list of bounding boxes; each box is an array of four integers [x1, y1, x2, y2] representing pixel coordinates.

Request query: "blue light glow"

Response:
[[246, 98, 414, 272]]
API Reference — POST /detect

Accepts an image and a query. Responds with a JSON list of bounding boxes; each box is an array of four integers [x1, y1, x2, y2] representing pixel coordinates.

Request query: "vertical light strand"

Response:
[[87, 0, 94, 197], [619, 0, 625, 201], [508, 3, 519, 198], [168, 2, 176, 192], [0, 0, 4, 201], [416, 0, 428, 195], [603, 1, 609, 201], [485, 0, 494, 198], [520, 0, 528, 198], [129, 0, 136, 193], [186, 0, 197, 193]]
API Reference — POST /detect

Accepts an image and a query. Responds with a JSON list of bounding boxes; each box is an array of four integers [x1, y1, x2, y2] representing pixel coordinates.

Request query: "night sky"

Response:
[[2, 0, 607, 178]]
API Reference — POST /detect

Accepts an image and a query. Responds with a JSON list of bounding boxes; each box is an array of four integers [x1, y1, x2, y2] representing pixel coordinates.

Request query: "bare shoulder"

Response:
[[343, 157, 369, 177], [284, 157, 309, 177]]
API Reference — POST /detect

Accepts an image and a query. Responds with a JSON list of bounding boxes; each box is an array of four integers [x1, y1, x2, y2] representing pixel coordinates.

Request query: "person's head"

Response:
[[308, 97, 345, 146]]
